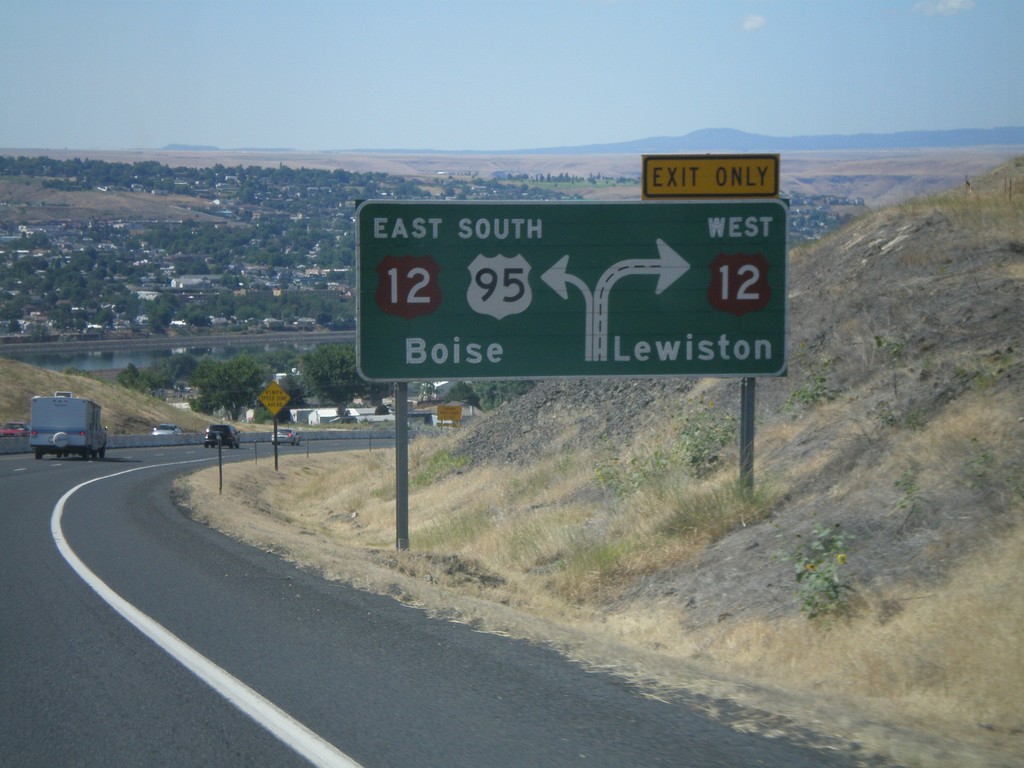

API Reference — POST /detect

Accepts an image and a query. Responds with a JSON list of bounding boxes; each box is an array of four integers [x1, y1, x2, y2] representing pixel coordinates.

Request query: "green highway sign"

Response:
[[356, 200, 787, 382]]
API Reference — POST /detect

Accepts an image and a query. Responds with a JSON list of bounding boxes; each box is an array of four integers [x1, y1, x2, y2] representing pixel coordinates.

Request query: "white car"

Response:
[[271, 427, 300, 446], [152, 424, 182, 435]]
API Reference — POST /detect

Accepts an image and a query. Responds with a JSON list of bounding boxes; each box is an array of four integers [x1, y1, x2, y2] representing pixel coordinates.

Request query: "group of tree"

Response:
[[114, 343, 534, 420], [0, 237, 352, 334], [114, 344, 373, 420], [0, 155, 402, 201], [116, 353, 201, 394], [187, 355, 269, 420]]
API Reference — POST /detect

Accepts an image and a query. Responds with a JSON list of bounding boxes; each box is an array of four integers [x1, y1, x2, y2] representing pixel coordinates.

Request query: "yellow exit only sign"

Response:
[[642, 154, 779, 199]]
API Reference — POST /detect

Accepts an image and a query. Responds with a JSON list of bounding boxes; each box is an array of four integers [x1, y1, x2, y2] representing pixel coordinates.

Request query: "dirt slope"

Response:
[[450, 158, 1024, 628]]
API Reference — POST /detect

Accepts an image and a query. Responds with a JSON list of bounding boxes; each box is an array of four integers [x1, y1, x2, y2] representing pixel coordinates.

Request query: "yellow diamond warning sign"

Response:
[[259, 380, 291, 416], [642, 154, 779, 199]]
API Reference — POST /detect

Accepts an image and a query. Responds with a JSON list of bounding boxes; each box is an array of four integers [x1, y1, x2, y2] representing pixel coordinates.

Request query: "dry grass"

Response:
[[179, 400, 1023, 766], [898, 160, 1024, 248], [176, 343, 1024, 768], [693, 524, 1024, 743], [0, 356, 211, 434], [690, 389, 1024, 743], [887, 390, 1023, 541]]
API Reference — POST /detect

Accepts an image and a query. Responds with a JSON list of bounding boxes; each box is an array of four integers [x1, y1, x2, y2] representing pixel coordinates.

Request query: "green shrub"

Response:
[[677, 395, 737, 477], [787, 343, 833, 409], [594, 396, 737, 493], [779, 523, 854, 620]]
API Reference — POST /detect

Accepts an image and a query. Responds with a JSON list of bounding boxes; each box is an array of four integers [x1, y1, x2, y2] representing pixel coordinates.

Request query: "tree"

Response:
[[188, 354, 266, 420], [278, 374, 307, 411], [300, 344, 360, 406], [445, 381, 481, 409], [183, 305, 211, 328], [117, 362, 167, 394], [160, 352, 199, 386], [91, 306, 116, 329], [117, 363, 146, 392], [147, 295, 177, 332], [477, 380, 535, 411]]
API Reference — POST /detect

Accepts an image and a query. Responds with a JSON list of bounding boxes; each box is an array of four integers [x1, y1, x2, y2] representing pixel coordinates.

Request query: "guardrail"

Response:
[[0, 429, 400, 456]]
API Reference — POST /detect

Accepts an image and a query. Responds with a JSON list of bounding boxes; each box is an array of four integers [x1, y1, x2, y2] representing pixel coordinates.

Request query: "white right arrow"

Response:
[[541, 240, 690, 363], [591, 239, 690, 361]]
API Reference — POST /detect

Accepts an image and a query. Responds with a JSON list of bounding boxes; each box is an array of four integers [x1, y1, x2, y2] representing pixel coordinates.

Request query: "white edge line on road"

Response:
[[49, 459, 364, 768]]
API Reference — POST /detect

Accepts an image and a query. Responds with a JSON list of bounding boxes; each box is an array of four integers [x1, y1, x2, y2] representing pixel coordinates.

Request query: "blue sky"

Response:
[[1, 0, 1020, 151]]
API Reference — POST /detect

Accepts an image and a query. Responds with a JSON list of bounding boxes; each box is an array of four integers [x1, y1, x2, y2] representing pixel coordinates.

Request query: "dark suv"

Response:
[[204, 424, 240, 448]]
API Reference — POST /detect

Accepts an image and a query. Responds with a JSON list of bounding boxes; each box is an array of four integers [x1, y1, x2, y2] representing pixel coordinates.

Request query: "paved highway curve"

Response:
[[1, 445, 876, 767]]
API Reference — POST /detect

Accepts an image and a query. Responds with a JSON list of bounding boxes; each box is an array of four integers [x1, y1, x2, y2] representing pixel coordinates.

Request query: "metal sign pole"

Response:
[[395, 382, 410, 550], [740, 377, 756, 491], [273, 413, 279, 472]]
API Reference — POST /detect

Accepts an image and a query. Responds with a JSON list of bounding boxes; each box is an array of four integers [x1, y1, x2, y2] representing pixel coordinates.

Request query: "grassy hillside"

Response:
[[0, 359, 211, 434]]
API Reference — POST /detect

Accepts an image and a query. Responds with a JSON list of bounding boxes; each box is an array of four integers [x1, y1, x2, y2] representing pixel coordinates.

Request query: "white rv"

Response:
[[29, 392, 107, 460]]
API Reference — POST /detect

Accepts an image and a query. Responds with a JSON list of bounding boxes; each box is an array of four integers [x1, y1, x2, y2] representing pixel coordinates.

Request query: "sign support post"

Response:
[[395, 383, 410, 550], [740, 377, 756, 491], [272, 413, 279, 471]]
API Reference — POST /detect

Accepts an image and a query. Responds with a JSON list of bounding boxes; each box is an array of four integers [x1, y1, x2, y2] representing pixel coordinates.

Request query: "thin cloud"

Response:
[[742, 14, 767, 31], [913, 0, 975, 15]]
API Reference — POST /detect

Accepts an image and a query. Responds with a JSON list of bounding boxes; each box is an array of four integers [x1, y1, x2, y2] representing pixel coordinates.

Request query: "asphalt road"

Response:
[[0, 445, 874, 767]]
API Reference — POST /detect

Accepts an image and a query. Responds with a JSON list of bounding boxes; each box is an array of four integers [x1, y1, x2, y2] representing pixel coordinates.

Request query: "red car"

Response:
[[1, 421, 30, 437]]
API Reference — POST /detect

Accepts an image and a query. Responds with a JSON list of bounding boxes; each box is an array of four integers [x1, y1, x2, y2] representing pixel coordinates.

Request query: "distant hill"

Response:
[[161, 143, 297, 152], [161, 144, 220, 151], [7, 134, 1021, 209], [347, 127, 1024, 155], [507, 127, 1024, 154]]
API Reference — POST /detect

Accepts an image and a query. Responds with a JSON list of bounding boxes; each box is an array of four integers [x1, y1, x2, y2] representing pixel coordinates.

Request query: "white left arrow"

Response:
[[541, 254, 598, 360]]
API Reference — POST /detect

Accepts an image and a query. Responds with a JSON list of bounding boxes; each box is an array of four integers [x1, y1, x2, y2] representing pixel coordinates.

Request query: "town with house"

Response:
[[0, 156, 861, 343]]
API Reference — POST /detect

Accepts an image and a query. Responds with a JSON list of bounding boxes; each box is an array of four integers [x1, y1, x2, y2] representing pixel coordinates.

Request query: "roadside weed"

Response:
[[779, 523, 854, 620], [786, 343, 833, 409]]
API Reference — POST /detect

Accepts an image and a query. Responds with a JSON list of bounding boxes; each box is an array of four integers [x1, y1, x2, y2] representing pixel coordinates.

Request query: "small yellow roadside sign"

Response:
[[258, 380, 291, 416], [642, 154, 779, 199], [436, 404, 462, 424]]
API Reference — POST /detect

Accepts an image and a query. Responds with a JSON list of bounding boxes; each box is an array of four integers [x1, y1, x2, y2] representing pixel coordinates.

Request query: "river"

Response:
[[1, 331, 356, 372]]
